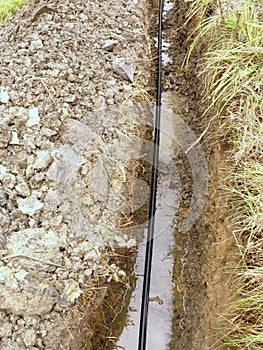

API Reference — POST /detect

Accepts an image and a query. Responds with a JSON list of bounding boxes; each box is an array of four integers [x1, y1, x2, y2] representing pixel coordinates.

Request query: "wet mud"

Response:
[[163, 2, 238, 349], [98, 1, 238, 350]]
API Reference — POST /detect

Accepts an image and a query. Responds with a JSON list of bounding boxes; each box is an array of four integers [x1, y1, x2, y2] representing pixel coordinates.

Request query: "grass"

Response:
[[185, 0, 263, 348], [0, 0, 28, 23]]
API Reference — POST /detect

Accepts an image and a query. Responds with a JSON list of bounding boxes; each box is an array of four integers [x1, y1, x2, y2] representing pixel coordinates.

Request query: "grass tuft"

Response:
[[185, 0, 263, 348], [0, 0, 28, 23]]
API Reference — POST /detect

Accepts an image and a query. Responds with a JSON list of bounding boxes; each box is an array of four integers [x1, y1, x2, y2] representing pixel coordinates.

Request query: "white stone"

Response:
[[0, 266, 13, 282], [15, 182, 30, 197], [47, 145, 80, 184], [29, 218, 36, 227], [10, 131, 20, 145], [83, 250, 97, 261], [44, 189, 62, 207], [106, 78, 117, 87], [6, 228, 61, 262], [84, 269, 93, 277], [80, 13, 88, 21], [63, 280, 82, 302], [0, 88, 9, 103], [103, 39, 118, 50], [14, 269, 28, 281], [112, 57, 135, 82], [17, 194, 44, 216], [0, 165, 8, 180], [30, 39, 43, 51], [27, 107, 40, 127], [22, 329, 36, 348], [34, 150, 51, 169], [126, 238, 136, 248], [123, 84, 132, 91]]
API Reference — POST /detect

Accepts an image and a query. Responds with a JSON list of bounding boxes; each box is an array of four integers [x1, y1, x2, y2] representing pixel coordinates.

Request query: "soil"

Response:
[[0, 0, 153, 349], [0, 0, 239, 349], [163, 2, 238, 349]]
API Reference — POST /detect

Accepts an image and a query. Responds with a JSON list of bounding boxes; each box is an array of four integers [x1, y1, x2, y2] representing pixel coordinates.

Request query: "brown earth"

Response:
[[163, 1, 239, 349], [0, 0, 153, 349]]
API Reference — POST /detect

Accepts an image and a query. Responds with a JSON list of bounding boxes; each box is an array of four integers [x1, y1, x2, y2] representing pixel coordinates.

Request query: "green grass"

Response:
[[184, 0, 263, 348], [0, 0, 28, 23]]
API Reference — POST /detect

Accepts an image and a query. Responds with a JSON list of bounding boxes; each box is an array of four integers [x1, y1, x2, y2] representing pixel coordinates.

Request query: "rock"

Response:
[[83, 250, 98, 261], [10, 131, 20, 145], [0, 277, 59, 316], [123, 84, 132, 91], [126, 238, 136, 248], [27, 107, 40, 127], [103, 39, 118, 51], [34, 150, 52, 170], [0, 234, 6, 248], [0, 321, 13, 337], [30, 38, 43, 51], [0, 0, 150, 345], [106, 78, 117, 87], [44, 189, 63, 207], [61, 280, 82, 304], [64, 95, 76, 103], [80, 13, 88, 21], [0, 165, 8, 180], [47, 145, 80, 184], [112, 57, 135, 82], [6, 228, 61, 262], [22, 329, 37, 348], [14, 269, 29, 281], [49, 69, 60, 77], [15, 182, 30, 197], [0, 87, 9, 103], [17, 194, 43, 216]]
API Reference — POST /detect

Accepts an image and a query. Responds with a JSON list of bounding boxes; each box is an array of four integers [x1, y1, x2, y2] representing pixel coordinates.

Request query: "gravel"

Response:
[[0, 0, 151, 348]]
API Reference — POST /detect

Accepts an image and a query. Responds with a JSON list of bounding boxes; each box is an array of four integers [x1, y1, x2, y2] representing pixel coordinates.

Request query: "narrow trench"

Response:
[[89, 1, 237, 349]]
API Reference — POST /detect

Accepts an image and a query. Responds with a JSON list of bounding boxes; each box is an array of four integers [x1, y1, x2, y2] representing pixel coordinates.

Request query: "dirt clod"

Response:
[[0, 0, 151, 348]]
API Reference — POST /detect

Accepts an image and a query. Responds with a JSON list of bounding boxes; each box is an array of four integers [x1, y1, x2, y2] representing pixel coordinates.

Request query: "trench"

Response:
[[89, 1, 237, 349]]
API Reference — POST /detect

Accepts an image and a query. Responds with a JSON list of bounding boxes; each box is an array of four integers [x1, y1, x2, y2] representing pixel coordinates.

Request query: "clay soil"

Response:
[[163, 1, 238, 349]]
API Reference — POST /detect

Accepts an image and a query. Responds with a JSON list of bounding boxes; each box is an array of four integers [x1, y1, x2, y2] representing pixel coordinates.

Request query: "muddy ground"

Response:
[[163, 2, 238, 349], [0, 0, 239, 349]]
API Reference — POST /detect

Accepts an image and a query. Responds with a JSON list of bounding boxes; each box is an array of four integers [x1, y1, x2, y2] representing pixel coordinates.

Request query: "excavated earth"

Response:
[[0, 0, 153, 349]]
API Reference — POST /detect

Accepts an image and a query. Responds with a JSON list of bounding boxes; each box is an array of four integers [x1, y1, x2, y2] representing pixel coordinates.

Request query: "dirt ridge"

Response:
[[0, 0, 152, 348]]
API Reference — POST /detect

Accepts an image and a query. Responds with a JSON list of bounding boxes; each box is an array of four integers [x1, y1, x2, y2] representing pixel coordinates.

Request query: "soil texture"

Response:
[[0, 0, 152, 349], [163, 2, 238, 349]]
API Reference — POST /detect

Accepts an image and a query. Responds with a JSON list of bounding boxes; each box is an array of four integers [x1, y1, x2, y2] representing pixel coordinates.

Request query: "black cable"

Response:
[[138, 0, 163, 349]]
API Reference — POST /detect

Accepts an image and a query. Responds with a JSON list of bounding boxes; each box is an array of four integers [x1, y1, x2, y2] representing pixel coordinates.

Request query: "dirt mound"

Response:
[[0, 0, 151, 348]]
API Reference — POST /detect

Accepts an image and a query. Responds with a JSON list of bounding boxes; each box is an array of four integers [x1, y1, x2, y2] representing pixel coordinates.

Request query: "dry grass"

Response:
[[185, 0, 263, 348]]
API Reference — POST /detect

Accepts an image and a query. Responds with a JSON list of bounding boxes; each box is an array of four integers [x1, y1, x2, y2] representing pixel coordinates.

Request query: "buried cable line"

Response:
[[138, 0, 163, 349]]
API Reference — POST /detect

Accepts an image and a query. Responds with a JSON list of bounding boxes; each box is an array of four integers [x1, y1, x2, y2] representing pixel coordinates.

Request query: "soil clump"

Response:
[[0, 0, 152, 348]]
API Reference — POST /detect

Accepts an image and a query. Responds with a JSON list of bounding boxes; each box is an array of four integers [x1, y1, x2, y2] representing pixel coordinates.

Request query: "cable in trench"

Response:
[[138, 0, 163, 349]]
